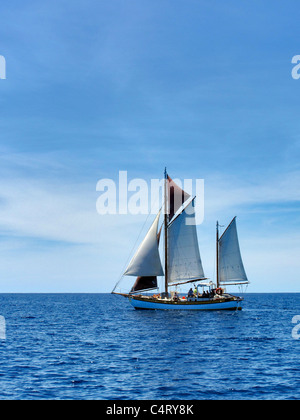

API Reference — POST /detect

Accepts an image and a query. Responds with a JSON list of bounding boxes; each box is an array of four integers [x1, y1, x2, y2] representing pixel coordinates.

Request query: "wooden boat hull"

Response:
[[129, 296, 243, 311]]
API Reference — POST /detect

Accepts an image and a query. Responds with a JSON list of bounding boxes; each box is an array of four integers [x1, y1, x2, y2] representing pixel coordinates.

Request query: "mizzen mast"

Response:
[[216, 221, 220, 288], [164, 167, 169, 297]]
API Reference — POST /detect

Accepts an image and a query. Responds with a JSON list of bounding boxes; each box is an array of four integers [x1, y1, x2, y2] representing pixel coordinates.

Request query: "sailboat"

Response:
[[112, 169, 249, 310]]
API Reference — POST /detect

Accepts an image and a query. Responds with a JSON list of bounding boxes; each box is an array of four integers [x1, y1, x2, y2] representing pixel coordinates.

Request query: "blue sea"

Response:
[[0, 293, 300, 400]]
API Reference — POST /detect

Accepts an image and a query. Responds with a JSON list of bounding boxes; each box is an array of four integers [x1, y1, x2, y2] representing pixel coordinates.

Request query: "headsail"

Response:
[[167, 199, 205, 284], [124, 210, 164, 277], [218, 217, 249, 285], [130, 276, 158, 293], [130, 223, 163, 293]]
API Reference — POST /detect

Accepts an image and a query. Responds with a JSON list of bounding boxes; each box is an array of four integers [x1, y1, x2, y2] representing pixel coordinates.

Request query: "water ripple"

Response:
[[0, 293, 300, 400]]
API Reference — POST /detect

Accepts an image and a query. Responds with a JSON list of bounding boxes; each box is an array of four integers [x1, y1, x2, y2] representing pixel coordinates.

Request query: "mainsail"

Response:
[[167, 200, 206, 284], [124, 210, 164, 277], [218, 217, 248, 285]]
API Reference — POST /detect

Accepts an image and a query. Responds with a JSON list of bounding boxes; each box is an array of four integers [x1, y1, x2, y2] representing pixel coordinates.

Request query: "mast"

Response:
[[216, 221, 219, 288], [164, 167, 169, 297]]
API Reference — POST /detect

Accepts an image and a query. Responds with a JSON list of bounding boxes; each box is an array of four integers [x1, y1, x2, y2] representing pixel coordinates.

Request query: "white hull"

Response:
[[129, 296, 242, 311]]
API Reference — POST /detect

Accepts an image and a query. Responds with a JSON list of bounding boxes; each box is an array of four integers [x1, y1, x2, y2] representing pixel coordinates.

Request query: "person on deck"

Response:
[[188, 288, 194, 298]]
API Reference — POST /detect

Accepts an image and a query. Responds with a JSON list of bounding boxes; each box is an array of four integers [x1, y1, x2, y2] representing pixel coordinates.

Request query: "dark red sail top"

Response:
[[167, 175, 190, 220]]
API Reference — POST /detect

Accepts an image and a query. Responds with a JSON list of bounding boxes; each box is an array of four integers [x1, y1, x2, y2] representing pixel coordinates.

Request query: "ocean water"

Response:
[[0, 293, 300, 400]]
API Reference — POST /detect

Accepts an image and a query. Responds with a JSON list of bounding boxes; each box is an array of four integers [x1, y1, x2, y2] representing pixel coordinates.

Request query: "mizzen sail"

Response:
[[218, 217, 248, 285]]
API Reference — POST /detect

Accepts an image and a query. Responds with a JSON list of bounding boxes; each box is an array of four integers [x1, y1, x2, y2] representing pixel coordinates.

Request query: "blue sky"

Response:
[[0, 0, 299, 292]]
